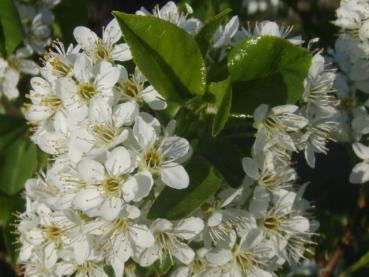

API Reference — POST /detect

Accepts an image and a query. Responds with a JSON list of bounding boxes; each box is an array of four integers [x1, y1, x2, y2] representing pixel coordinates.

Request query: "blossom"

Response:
[[137, 2, 202, 35], [132, 116, 191, 189], [137, 217, 204, 267], [74, 18, 132, 62]]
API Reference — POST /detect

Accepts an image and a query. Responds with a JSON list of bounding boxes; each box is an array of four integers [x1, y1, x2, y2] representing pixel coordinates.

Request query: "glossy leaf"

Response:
[[0, 0, 24, 56], [0, 193, 23, 225], [195, 8, 232, 55], [113, 12, 206, 102], [0, 137, 38, 196], [147, 156, 222, 220], [0, 115, 27, 152], [228, 36, 312, 113], [209, 79, 233, 137], [199, 138, 244, 188]]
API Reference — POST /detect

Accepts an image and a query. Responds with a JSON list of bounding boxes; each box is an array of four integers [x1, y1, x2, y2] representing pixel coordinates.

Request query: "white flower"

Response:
[[40, 40, 77, 82], [115, 67, 167, 110], [0, 58, 20, 99], [205, 229, 274, 277], [72, 147, 153, 220], [74, 18, 132, 62], [25, 77, 63, 124], [68, 98, 130, 162], [350, 142, 369, 184], [137, 2, 203, 35], [201, 188, 249, 248], [253, 104, 308, 153], [242, 155, 296, 190], [137, 217, 204, 267], [213, 16, 240, 48], [133, 115, 191, 189], [84, 205, 154, 277]]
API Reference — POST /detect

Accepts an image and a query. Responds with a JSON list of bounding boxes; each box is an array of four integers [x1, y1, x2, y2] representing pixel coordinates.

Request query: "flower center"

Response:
[[95, 40, 109, 60], [46, 225, 62, 241], [113, 218, 129, 232], [144, 150, 161, 168], [92, 124, 116, 144], [103, 178, 121, 194], [120, 79, 142, 98], [49, 57, 71, 77], [40, 95, 62, 109], [78, 83, 96, 101], [263, 216, 281, 231], [235, 252, 253, 273]]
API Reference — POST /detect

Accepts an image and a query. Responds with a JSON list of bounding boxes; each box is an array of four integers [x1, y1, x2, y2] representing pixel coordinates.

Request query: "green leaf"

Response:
[[344, 251, 369, 275], [195, 8, 232, 55], [113, 12, 206, 102], [228, 36, 312, 113], [0, 115, 27, 152], [147, 156, 222, 220], [0, 0, 24, 56], [199, 138, 244, 188], [0, 193, 23, 225], [54, 0, 89, 45], [0, 137, 38, 196], [3, 212, 22, 265], [209, 79, 233, 137]]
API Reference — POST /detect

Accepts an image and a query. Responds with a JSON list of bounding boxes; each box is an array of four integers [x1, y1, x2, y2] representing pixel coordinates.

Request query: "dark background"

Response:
[[3, 1, 369, 276]]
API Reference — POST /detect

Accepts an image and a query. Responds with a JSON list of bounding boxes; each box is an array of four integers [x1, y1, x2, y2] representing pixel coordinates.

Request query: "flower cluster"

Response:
[[17, 2, 339, 276], [0, 0, 61, 100], [331, 0, 369, 184]]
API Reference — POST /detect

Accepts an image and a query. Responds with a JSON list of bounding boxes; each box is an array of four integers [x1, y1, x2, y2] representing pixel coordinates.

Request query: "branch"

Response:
[[319, 191, 367, 277]]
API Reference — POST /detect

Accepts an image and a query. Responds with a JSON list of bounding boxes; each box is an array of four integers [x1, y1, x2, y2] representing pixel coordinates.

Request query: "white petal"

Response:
[[350, 162, 369, 184], [113, 101, 139, 127], [271, 104, 298, 114], [77, 159, 105, 184], [260, 21, 281, 37], [207, 212, 223, 227], [254, 104, 269, 123], [138, 244, 161, 267], [284, 215, 310, 233], [73, 26, 98, 51], [73, 238, 90, 264], [133, 116, 157, 149], [150, 219, 173, 233], [129, 224, 155, 249], [353, 143, 369, 160], [98, 197, 124, 221], [73, 188, 103, 211], [141, 86, 167, 110], [160, 137, 190, 161], [239, 228, 263, 250], [105, 146, 134, 177], [249, 187, 270, 218], [44, 243, 57, 269], [305, 145, 316, 168], [173, 217, 204, 240], [242, 157, 260, 180], [173, 244, 195, 265], [73, 53, 93, 82], [206, 249, 233, 266], [89, 98, 112, 124], [111, 43, 132, 62], [95, 61, 120, 91], [160, 164, 189, 189], [123, 172, 153, 202], [103, 18, 122, 44]]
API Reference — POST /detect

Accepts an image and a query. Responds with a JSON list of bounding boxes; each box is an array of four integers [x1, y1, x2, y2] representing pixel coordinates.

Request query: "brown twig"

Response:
[[319, 191, 367, 277]]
